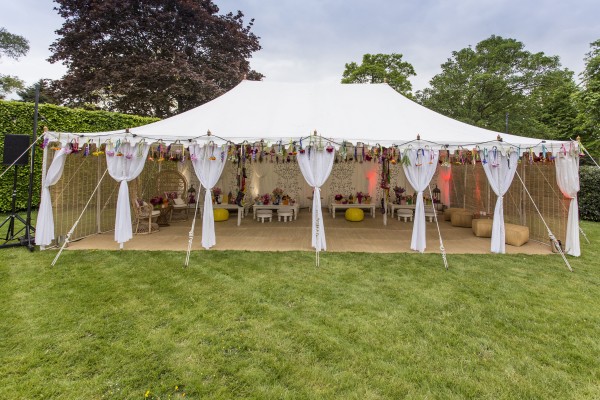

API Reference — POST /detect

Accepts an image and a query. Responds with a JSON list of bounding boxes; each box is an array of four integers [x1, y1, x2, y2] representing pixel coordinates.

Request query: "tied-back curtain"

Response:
[[190, 143, 228, 249], [555, 151, 580, 257], [479, 149, 519, 254], [106, 143, 150, 246], [35, 148, 69, 246], [402, 149, 439, 252], [297, 149, 335, 252]]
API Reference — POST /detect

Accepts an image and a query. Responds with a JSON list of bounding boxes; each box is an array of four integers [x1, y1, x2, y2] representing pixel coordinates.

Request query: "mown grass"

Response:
[[0, 222, 599, 399]]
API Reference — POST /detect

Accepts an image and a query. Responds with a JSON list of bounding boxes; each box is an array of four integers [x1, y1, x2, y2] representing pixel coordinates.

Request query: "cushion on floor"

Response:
[[505, 223, 529, 246], [444, 207, 467, 221], [451, 210, 472, 228], [214, 208, 229, 221], [345, 208, 364, 222], [472, 218, 493, 237]]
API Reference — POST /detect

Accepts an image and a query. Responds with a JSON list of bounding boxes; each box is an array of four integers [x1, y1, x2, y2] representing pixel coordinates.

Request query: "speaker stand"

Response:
[[0, 165, 35, 251]]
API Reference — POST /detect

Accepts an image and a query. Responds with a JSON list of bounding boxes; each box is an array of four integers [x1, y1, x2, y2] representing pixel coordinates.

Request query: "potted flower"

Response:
[[334, 194, 343, 204], [356, 191, 364, 204], [213, 187, 222, 204], [393, 186, 405, 204], [149, 196, 163, 209], [261, 193, 271, 205]]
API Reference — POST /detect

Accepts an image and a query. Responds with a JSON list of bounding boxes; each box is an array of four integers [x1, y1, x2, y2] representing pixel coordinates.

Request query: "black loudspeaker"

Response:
[[3, 134, 30, 166]]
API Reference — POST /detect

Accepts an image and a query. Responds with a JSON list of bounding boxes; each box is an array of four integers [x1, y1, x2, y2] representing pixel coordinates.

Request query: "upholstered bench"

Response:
[[444, 207, 467, 221], [256, 209, 272, 223], [277, 209, 294, 222], [213, 208, 229, 222], [505, 223, 529, 246], [472, 218, 493, 237], [345, 208, 364, 222], [451, 210, 472, 228], [397, 209, 413, 222]]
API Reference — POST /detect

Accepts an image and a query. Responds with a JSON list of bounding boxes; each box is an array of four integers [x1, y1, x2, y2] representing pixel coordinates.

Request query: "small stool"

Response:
[[396, 209, 413, 222], [277, 209, 294, 222], [345, 208, 364, 222], [444, 207, 467, 221], [424, 210, 437, 222], [256, 210, 272, 223], [213, 208, 229, 222], [472, 218, 493, 237]]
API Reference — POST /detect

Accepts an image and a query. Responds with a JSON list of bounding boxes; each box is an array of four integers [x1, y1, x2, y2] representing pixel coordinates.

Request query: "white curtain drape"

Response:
[[402, 149, 439, 252], [297, 149, 335, 253], [555, 151, 580, 256], [190, 143, 228, 249], [106, 142, 150, 247], [480, 149, 519, 254], [35, 148, 69, 246]]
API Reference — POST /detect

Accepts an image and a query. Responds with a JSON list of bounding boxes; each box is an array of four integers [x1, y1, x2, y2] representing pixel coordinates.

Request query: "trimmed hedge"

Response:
[[0, 101, 158, 212], [579, 165, 600, 222]]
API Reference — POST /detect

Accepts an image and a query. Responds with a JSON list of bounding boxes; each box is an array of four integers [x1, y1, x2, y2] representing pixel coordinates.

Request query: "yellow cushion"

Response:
[[213, 208, 229, 222], [345, 208, 364, 222]]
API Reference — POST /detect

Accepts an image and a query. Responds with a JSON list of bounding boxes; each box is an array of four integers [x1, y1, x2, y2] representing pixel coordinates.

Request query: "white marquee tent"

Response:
[[38, 81, 581, 263]]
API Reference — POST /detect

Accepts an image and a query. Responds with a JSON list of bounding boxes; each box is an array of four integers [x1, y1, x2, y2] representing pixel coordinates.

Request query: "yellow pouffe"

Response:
[[505, 224, 529, 246], [345, 208, 364, 222], [472, 218, 493, 237], [444, 207, 467, 221], [213, 208, 230, 222], [451, 210, 472, 228]]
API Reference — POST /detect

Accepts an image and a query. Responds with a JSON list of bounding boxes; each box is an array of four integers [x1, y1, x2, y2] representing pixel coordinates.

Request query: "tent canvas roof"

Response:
[[49, 80, 573, 151]]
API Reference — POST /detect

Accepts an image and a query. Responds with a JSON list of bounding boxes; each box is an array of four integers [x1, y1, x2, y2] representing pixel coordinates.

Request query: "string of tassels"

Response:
[[428, 184, 448, 270], [185, 197, 202, 267]]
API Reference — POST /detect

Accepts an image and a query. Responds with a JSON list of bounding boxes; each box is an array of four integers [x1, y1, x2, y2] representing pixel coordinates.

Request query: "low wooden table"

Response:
[[156, 205, 173, 226], [330, 203, 376, 218]]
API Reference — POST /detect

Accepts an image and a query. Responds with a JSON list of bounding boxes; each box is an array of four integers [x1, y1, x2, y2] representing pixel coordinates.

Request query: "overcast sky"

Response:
[[1, 0, 599, 97]]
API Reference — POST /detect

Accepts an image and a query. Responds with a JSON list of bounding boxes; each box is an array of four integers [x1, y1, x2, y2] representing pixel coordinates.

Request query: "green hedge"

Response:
[[579, 165, 600, 222], [0, 101, 158, 212]]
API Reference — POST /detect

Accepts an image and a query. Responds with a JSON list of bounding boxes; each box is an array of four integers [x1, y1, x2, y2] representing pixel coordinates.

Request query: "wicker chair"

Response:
[[157, 170, 188, 221], [132, 199, 160, 234]]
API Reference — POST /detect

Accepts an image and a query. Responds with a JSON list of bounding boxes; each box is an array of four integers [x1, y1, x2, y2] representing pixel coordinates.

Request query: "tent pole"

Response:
[[96, 154, 102, 233]]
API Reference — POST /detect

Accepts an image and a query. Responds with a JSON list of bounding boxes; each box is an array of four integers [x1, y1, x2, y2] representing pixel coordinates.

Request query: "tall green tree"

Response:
[[576, 39, 600, 157], [0, 27, 30, 99], [341, 53, 416, 97], [16, 79, 59, 104], [48, 0, 262, 118], [416, 35, 577, 137]]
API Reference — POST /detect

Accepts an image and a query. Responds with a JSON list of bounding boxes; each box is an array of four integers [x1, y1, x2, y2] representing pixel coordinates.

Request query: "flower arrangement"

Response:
[[334, 194, 343, 201], [213, 187, 222, 196], [261, 193, 271, 204], [356, 191, 365, 203], [149, 196, 163, 208], [272, 187, 284, 197]]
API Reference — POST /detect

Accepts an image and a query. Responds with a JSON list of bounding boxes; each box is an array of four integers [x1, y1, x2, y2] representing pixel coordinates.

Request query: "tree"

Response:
[[48, 0, 262, 118], [17, 79, 59, 104], [0, 27, 30, 99], [416, 35, 577, 137], [341, 53, 416, 97], [576, 39, 600, 157]]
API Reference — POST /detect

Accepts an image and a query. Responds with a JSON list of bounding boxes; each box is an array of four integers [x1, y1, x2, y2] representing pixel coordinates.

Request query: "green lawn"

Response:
[[0, 222, 599, 399]]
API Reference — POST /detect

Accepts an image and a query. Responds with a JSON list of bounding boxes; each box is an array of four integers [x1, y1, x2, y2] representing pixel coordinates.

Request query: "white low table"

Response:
[[330, 203, 377, 218], [253, 204, 300, 220], [194, 203, 246, 226], [388, 203, 415, 218]]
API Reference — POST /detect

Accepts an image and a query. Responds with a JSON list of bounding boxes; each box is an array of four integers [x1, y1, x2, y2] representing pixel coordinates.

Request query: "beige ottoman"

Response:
[[505, 224, 529, 246], [451, 210, 473, 228], [472, 218, 493, 237], [444, 207, 467, 221]]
